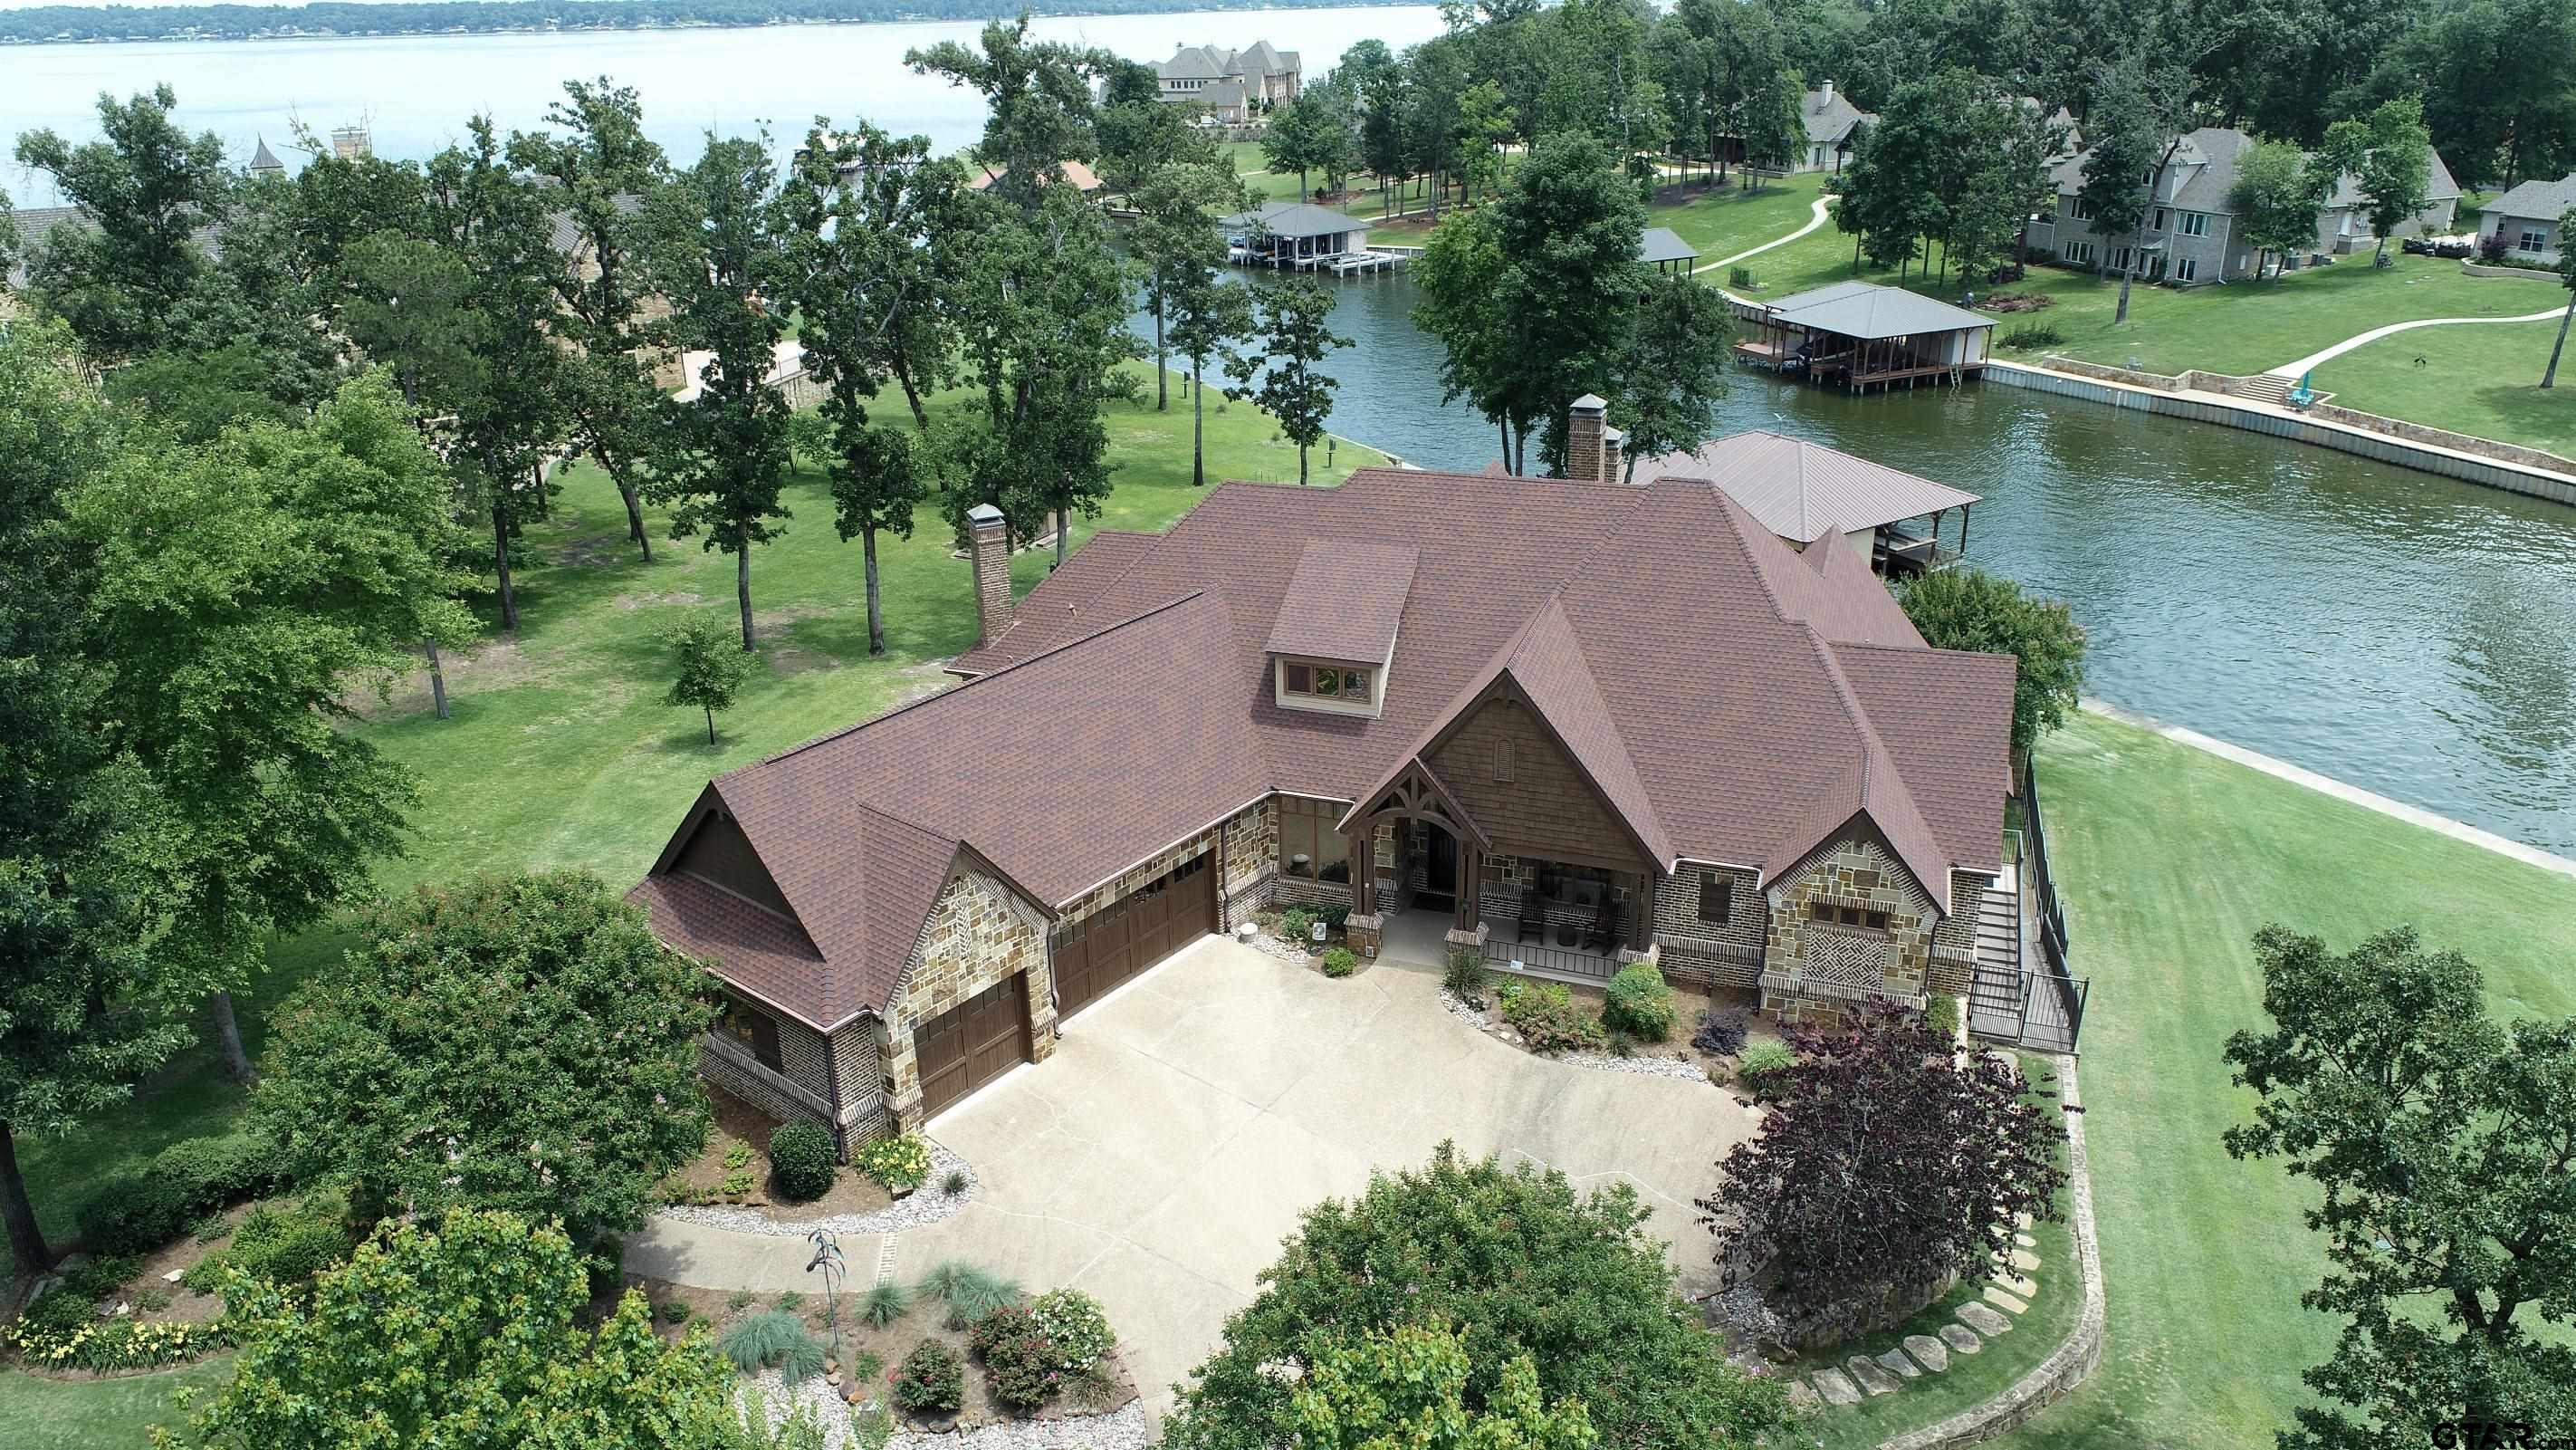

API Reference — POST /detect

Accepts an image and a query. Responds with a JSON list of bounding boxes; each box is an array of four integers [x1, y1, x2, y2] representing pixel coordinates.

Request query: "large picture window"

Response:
[[1278, 798, 1353, 882], [720, 994, 785, 1072]]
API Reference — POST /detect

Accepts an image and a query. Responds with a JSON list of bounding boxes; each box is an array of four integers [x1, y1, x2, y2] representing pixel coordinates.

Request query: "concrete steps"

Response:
[[2234, 373, 2293, 406]]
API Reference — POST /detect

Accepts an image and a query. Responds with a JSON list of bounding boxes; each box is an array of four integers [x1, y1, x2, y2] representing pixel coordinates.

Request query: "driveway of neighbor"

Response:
[[629, 936, 1757, 1413]]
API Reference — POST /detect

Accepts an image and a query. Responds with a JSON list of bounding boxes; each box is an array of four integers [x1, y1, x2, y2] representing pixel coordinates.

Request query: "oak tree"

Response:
[[1226, 276, 1350, 485]]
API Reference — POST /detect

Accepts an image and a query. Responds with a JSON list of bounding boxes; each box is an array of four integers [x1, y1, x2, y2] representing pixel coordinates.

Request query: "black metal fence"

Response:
[[2013, 756, 2088, 1050], [1481, 937, 1622, 985]]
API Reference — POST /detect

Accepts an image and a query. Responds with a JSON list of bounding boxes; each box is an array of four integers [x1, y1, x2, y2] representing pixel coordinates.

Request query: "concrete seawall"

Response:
[[1982, 359, 2576, 507]]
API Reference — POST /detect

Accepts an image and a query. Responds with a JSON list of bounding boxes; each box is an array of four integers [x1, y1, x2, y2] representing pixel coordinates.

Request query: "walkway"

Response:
[[2265, 304, 2570, 378], [1693, 195, 1834, 276], [627, 936, 1756, 1416]]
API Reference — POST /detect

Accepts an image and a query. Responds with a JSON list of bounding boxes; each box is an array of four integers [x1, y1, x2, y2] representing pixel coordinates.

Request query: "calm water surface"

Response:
[[1149, 270, 2576, 854], [11, 10, 2574, 851]]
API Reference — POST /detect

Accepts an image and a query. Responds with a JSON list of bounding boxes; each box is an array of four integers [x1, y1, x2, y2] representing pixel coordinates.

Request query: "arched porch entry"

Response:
[[1340, 757, 1493, 937]]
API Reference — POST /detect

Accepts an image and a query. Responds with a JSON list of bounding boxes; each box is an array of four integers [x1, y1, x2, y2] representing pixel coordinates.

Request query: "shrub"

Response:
[[860, 1281, 910, 1328], [853, 1134, 933, 1194], [1441, 947, 1491, 1007], [775, 1291, 804, 1311], [767, 1122, 838, 1203], [728, 1289, 755, 1311], [719, 1167, 755, 1198], [723, 1140, 755, 1172], [154, 1134, 287, 1209], [1999, 322, 2064, 350], [969, 1303, 1062, 1409], [1928, 994, 1962, 1037], [51, 1253, 141, 1304], [1318, 904, 1351, 930], [1279, 907, 1314, 946], [1320, 946, 1357, 978], [21, 1284, 104, 1336], [76, 1173, 192, 1258], [78, 1129, 285, 1257], [1498, 981, 1607, 1055], [1029, 1288, 1116, 1372], [721, 1309, 828, 1381], [184, 1188, 355, 1299], [1737, 1040, 1796, 1099], [1605, 1028, 1637, 1058], [132, 1287, 173, 1313], [1603, 963, 1675, 1041], [921, 1260, 1021, 1327], [943, 1168, 971, 1196], [658, 1300, 694, 1325], [891, 1340, 965, 1415], [1691, 1009, 1748, 1056]]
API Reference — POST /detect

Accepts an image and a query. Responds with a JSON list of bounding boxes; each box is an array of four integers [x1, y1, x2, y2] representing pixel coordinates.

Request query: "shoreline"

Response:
[[2080, 698, 2576, 880]]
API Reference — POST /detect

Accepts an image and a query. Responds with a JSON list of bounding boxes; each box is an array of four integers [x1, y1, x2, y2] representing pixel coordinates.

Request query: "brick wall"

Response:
[[1930, 869, 1987, 996], [1653, 862, 1766, 986], [700, 1022, 836, 1134], [830, 1022, 890, 1145], [880, 868, 1054, 1130], [1427, 696, 1648, 871], [1763, 837, 1937, 1028]]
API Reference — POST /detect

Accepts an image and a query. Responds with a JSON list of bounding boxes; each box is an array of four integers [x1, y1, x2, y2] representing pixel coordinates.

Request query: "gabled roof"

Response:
[[1221, 201, 1365, 239], [644, 466, 2016, 1022], [1804, 87, 1876, 147], [1641, 226, 1698, 265], [1159, 43, 1231, 81], [2048, 126, 2462, 216], [1644, 429, 1980, 540], [1764, 280, 1995, 340], [1264, 540, 1416, 665], [2486, 173, 2576, 223]]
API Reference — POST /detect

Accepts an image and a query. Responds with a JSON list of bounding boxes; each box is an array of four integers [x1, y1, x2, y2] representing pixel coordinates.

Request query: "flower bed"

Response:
[[4, 1314, 231, 1375]]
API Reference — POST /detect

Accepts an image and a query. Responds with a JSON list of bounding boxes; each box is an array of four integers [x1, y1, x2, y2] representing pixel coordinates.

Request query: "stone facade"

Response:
[[1654, 862, 1767, 987], [1218, 798, 1278, 927], [1761, 836, 1938, 1028], [880, 868, 1054, 1133]]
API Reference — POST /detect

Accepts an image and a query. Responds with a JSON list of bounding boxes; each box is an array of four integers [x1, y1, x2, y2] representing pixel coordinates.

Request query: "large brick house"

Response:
[[628, 404, 2016, 1149]]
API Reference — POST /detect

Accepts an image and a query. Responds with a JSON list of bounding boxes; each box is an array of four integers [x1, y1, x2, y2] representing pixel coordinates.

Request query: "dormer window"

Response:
[[1284, 660, 1372, 705]]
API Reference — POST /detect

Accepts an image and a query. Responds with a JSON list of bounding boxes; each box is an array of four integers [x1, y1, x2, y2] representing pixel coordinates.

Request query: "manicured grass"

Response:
[[2312, 298, 2576, 457], [1991, 709, 2576, 1449], [1793, 1052, 2082, 1450], [6, 362, 1380, 1270], [0, 1356, 232, 1450], [1643, 170, 1827, 273]]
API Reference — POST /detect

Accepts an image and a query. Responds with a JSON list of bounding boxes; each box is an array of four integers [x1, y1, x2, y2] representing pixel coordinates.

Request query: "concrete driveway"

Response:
[[634, 936, 1756, 1414]]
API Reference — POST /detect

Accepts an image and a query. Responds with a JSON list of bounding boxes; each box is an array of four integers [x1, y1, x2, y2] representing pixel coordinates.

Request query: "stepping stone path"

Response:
[[1776, 1219, 2049, 1410]]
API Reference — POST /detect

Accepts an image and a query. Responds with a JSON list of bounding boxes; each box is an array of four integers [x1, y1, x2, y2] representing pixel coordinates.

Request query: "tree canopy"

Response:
[[1899, 567, 2088, 757]]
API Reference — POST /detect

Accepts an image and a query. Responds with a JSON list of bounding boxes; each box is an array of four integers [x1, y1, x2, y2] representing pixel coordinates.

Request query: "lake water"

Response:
[[12, 6, 2576, 853], [1141, 268, 2576, 855]]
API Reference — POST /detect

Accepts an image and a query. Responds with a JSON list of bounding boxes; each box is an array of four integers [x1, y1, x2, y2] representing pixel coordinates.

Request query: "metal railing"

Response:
[[1482, 936, 1622, 984]]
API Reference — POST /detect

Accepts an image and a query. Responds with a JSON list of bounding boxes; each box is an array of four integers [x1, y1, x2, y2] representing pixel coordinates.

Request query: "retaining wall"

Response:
[[1984, 360, 2576, 506], [2458, 260, 2564, 280]]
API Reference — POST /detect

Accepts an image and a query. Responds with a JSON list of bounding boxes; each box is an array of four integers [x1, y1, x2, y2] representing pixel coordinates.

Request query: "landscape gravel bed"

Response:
[[1440, 990, 1712, 1082], [659, 1142, 979, 1237], [737, 1371, 1150, 1450]]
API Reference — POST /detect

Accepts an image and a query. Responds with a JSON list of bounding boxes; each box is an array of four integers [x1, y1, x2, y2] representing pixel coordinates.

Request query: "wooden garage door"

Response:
[[1051, 853, 1216, 1021], [915, 973, 1032, 1120]]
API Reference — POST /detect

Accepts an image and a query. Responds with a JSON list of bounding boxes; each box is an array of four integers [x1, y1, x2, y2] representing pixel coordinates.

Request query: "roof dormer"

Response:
[[1263, 540, 1416, 720]]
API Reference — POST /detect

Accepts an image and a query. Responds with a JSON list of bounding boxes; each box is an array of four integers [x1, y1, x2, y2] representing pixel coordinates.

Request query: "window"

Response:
[[1697, 870, 1730, 924], [2064, 240, 2094, 264], [2179, 210, 2210, 237], [2152, 207, 2168, 231], [2067, 197, 2094, 222], [1278, 798, 1352, 882], [2109, 245, 2133, 274], [1282, 660, 1372, 706], [720, 994, 784, 1073], [2521, 229, 2549, 253], [1808, 902, 1890, 931], [2174, 257, 2198, 283]]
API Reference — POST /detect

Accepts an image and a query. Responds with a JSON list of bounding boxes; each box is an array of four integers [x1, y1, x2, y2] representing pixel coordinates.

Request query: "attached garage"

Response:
[[1051, 852, 1216, 1021], [915, 973, 1033, 1120]]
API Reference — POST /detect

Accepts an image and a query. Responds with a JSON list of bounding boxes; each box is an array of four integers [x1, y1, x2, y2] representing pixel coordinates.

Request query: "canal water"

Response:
[[1143, 269, 2576, 854]]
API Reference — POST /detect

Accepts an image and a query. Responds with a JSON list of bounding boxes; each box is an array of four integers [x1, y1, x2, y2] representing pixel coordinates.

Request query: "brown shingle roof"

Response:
[[1263, 540, 1416, 665], [638, 466, 2014, 1018]]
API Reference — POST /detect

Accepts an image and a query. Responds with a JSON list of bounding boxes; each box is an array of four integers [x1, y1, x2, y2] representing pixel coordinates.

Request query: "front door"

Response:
[[1426, 828, 1458, 895]]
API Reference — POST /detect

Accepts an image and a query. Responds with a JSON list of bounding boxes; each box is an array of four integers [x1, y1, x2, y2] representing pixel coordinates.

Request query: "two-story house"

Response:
[[2026, 126, 2462, 283], [628, 401, 2018, 1150], [1154, 41, 1302, 124]]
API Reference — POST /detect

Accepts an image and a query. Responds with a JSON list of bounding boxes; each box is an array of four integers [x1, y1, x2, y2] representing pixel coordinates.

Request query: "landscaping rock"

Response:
[[1985, 1286, 2030, 1314], [1958, 1301, 2014, 1337], [1846, 1356, 1902, 1395], [2008, 1248, 2042, 1272], [1990, 1270, 2039, 1299], [1786, 1378, 1822, 1411], [162, 1269, 184, 1284], [2015, 1211, 2033, 1230], [2014, 1232, 2036, 1249], [1903, 1334, 1950, 1372], [1811, 1368, 1863, 1406], [1939, 1323, 1984, 1354], [658, 1142, 977, 1237], [1875, 1347, 1920, 1378]]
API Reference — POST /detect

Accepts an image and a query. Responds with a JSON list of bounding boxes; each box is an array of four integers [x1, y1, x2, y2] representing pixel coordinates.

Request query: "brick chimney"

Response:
[[1601, 425, 1625, 484], [967, 504, 1013, 647], [1567, 395, 1608, 481]]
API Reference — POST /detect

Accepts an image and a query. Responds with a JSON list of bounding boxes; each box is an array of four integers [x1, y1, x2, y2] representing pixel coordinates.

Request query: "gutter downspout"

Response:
[[820, 1029, 848, 1163]]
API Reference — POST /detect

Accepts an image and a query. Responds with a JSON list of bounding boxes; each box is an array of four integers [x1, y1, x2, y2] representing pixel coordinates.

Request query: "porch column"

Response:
[[1349, 826, 1374, 916], [1958, 503, 1971, 555], [1454, 848, 1481, 934], [1627, 873, 1652, 952]]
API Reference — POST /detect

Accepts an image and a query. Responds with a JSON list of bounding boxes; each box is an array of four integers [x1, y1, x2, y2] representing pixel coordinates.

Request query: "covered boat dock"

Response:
[[1731, 281, 1995, 393], [1220, 201, 1403, 274]]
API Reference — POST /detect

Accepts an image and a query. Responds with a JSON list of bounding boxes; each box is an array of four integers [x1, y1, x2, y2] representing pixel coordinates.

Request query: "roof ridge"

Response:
[[739, 591, 1214, 773]]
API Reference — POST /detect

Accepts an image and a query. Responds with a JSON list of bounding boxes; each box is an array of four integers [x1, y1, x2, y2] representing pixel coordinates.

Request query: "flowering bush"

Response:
[[3, 1314, 230, 1372], [854, 1133, 933, 1193], [1028, 1289, 1116, 1373], [890, 1340, 964, 1415], [969, 1304, 1061, 1409]]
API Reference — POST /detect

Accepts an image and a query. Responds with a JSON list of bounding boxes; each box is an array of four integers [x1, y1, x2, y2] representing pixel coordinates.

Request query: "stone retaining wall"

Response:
[[1878, 1051, 2104, 1450], [2458, 259, 2563, 279], [1985, 360, 2576, 505]]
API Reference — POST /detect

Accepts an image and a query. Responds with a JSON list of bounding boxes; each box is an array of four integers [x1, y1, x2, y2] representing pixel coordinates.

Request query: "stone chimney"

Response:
[[967, 504, 1013, 647], [1567, 395, 1608, 481], [1601, 425, 1625, 484]]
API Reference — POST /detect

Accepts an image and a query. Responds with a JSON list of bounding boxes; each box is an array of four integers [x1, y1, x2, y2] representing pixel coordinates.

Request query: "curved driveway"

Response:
[[629, 936, 1756, 1413]]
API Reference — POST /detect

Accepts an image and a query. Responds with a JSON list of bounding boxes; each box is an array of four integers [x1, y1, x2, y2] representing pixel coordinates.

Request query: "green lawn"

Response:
[[0, 1355, 232, 1449], [1641, 170, 1827, 269], [1, 367, 1383, 1439], [2311, 297, 2576, 457], [1994, 709, 2576, 1449]]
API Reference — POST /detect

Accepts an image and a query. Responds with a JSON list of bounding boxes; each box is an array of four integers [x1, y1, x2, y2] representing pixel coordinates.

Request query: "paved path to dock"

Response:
[[1692, 195, 1835, 276], [2265, 304, 2570, 378]]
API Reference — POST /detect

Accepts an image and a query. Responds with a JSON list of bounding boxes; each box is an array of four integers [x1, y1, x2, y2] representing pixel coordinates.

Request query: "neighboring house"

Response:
[[249, 137, 285, 177], [1644, 429, 1981, 575], [627, 399, 2017, 1148], [1795, 81, 1876, 173], [1154, 40, 1301, 123], [2026, 126, 2463, 283], [2477, 173, 2574, 264], [964, 159, 1105, 195]]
